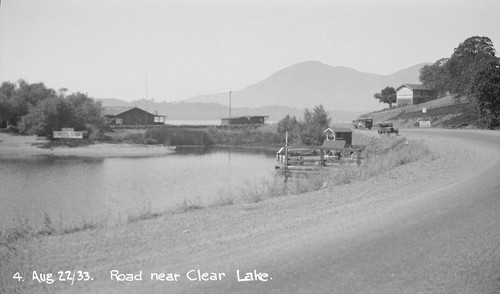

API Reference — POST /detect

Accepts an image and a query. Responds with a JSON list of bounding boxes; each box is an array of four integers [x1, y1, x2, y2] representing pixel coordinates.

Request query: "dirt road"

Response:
[[6, 129, 500, 294]]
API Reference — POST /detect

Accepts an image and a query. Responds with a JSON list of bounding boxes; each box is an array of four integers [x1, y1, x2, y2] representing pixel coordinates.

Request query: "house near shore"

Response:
[[323, 127, 353, 148], [396, 84, 437, 106], [220, 115, 269, 126], [104, 106, 166, 126]]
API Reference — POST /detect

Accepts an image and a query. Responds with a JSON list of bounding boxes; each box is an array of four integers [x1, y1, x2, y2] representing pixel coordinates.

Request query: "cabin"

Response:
[[220, 116, 269, 126], [323, 127, 352, 147], [396, 84, 437, 106], [104, 106, 166, 126]]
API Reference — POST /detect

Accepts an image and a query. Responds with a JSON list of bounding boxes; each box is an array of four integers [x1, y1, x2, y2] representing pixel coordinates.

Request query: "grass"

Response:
[[105, 126, 283, 147], [207, 127, 283, 146], [146, 127, 214, 146]]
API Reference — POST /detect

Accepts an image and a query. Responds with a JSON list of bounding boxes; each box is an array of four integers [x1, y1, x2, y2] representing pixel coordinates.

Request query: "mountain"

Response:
[[184, 61, 429, 112]]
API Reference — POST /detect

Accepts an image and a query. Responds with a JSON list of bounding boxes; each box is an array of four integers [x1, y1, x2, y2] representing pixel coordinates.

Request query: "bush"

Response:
[[206, 127, 282, 146], [146, 127, 214, 146]]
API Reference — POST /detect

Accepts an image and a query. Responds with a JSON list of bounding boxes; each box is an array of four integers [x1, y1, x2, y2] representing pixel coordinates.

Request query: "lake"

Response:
[[0, 147, 278, 230]]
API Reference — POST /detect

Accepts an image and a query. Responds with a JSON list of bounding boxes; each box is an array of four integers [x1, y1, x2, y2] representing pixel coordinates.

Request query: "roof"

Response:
[[103, 106, 162, 117], [324, 127, 352, 133], [396, 84, 434, 91], [221, 115, 269, 120], [103, 106, 135, 116]]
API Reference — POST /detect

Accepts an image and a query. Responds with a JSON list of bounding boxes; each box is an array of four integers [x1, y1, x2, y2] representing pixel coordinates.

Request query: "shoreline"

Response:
[[0, 132, 175, 158]]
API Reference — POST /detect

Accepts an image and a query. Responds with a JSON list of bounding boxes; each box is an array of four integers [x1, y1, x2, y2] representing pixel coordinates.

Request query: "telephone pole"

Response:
[[229, 91, 232, 131]]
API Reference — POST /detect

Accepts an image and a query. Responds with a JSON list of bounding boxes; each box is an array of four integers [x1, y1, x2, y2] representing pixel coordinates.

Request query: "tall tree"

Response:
[[299, 104, 331, 146], [374, 86, 396, 108], [447, 36, 497, 97], [470, 61, 500, 129], [419, 58, 450, 97], [0, 81, 17, 126]]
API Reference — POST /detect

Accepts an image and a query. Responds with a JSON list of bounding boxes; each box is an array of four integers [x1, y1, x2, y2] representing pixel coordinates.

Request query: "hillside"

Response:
[[184, 61, 428, 111], [358, 96, 476, 128]]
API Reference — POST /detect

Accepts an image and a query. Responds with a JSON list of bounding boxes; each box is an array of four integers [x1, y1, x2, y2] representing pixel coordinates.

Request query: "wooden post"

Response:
[[356, 149, 361, 165], [320, 148, 324, 167], [284, 131, 288, 168], [284, 132, 289, 182]]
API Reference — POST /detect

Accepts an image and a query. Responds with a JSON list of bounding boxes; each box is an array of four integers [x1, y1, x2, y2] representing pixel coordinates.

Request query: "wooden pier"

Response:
[[275, 132, 365, 181]]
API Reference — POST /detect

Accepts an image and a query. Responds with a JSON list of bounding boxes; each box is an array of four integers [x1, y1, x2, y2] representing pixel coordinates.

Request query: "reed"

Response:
[[145, 127, 214, 146]]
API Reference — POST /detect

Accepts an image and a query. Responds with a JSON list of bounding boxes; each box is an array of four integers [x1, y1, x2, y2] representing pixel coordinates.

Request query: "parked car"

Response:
[[352, 118, 373, 130], [378, 123, 399, 135]]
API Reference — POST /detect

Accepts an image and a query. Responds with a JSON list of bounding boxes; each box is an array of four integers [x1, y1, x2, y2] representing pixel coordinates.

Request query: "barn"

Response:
[[104, 107, 166, 126], [220, 116, 269, 126], [396, 84, 437, 106]]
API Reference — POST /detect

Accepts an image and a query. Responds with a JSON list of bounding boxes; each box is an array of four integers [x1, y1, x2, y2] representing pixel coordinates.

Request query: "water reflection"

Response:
[[0, 148, 276, 230]]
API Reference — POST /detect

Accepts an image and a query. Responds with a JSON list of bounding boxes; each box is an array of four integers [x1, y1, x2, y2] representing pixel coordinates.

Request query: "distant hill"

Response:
[[184, 61, 429, 112], [97, 98, 365, 123]]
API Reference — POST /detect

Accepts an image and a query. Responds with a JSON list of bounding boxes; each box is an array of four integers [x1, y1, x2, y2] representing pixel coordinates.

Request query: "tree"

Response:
[[0, 81, 17, 127], [277, 114, 299, 143], [7, 81, 107, 138], [419, 58, 450, 97], [470, 61, 500, 129], [299, 104, 331, 146], [374, 86, 396, 108], [20, 96, 76, 137], [0, 80, 56, 127], [447, 36, 497, 97], [277, 114, 297, 134], [67, 92, 105, 134]]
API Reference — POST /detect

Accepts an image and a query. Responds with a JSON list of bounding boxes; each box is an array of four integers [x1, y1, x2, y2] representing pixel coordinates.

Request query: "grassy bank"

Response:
[[211, 134, 432, 205], [106, 125, 283, 147]]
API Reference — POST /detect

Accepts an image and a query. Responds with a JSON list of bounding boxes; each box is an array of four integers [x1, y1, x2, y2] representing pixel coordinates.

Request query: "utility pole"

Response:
[[145, 72, 148, 127], [229, 91, 232, 131]]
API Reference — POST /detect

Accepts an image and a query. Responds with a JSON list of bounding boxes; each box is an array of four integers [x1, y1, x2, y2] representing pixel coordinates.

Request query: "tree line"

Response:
[[0, 80, 105, 138]]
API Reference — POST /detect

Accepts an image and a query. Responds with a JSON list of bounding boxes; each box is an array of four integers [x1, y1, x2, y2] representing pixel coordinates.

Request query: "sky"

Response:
[[1, 0, 499, 103]]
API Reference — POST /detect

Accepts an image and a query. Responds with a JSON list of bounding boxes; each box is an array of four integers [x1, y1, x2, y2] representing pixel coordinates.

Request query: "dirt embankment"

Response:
[[0, 132, 174, 158], [359, 96, 474, 129]]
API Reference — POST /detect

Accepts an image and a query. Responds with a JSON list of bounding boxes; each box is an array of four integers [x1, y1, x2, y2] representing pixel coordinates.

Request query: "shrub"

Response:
[[146, 128, 214, 146]]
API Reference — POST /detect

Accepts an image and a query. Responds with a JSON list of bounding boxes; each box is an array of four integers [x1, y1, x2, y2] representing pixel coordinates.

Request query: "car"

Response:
[[352, 118, 373, 130], [378, 123, 399, 135]]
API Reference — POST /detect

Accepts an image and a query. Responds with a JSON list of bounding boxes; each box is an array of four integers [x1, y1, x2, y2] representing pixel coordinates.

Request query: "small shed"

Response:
[[104, 106, 166, 126], [323, 127, 352, 147]]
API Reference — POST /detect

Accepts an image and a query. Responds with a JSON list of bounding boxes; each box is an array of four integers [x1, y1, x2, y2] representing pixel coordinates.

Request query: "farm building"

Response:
[[221, 116, 269, 126], [104, 106, 166, 126], [396, 84, 437, 106], [323, 127, 352, 147]]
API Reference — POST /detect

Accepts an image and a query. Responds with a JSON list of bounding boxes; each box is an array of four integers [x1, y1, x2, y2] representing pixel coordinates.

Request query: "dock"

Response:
[[275, 145, 365, 181]]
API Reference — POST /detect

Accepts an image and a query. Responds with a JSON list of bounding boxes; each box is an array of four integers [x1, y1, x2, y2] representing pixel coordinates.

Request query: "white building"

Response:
[[396, 84, 437, 106]]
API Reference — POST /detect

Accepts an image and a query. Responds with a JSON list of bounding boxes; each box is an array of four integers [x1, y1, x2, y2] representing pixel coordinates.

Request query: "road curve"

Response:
[[171, 129, 500, 294]]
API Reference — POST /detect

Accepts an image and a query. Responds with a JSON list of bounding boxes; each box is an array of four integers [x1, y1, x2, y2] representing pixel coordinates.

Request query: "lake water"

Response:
[[0, 147, 278, 230]]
